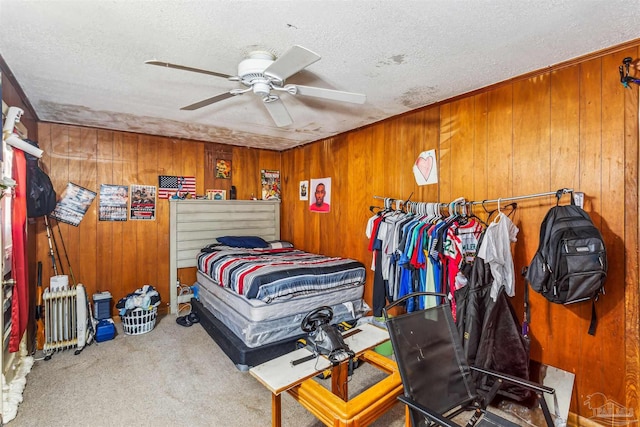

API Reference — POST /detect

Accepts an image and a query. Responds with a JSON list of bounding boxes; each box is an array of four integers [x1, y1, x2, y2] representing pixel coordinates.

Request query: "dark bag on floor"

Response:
[[25, 139, 57, 218], [523, 194, 607, 335]]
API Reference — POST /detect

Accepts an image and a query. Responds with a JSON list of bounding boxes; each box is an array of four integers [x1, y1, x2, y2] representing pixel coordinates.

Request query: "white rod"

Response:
[[2, 106, 23, 134], [4, 134, 43, 159], [3, 106, 43, 158]]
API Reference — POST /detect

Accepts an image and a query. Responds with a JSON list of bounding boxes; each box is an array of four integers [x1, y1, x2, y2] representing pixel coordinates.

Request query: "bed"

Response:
[[169, 199, 368, 370]]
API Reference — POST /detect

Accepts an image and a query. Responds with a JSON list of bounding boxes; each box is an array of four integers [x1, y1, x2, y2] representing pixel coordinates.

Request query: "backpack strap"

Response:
[[521, 267, 531, 337], [588, 300, 598, 336], [555, 188, 575, 206], [555, 189, 563, 206]]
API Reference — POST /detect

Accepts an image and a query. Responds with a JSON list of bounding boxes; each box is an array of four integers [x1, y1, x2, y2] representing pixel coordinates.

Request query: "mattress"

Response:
[[196, 271, 369, 348], [197, 246, 366, 302], [196, 270, 364, 322]]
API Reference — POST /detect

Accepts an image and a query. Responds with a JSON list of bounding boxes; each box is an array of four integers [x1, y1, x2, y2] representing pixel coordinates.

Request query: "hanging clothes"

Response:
[[366, 211, 386, 316], [455, 254, 492, 365], [10, 149, 28, 352], [473, 286, 532, 402], [477, 212, 519, 301], [442, 218, 484, 320]]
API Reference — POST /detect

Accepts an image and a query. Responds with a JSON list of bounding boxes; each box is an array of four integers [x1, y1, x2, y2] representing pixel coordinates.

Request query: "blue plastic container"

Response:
[[95, 319, 116, 342]]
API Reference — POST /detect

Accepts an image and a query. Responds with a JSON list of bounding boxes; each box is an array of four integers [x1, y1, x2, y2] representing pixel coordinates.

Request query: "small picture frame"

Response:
[[299, 180, 309, 201], [207, 189, 226, 200], [216, 159, 232, 179]]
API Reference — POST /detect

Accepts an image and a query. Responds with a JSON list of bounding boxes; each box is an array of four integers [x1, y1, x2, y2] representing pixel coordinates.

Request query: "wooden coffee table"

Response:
[[250, 323, 404, 427]]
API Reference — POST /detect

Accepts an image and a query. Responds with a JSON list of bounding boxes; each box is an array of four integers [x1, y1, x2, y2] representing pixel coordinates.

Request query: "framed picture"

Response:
[[216, 159, 232, 179], [261, 169, 281, 200], [207, 189, 226, 200], [299, 180, 309, 201], [309, 178, 331, 213]]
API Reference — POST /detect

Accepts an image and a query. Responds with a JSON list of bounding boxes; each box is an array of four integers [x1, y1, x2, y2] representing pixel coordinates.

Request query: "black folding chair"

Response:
[[384, 292, 556, 427]]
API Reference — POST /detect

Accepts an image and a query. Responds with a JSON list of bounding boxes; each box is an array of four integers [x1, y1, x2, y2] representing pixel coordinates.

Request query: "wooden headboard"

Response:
[[168, 199, 281, 314]]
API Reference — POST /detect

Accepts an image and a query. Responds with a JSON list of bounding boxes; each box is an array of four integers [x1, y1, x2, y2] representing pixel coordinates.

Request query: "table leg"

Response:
[[331, 361, 349, 400], [272, 393, 281, 427], [405, 404, 411, 427]]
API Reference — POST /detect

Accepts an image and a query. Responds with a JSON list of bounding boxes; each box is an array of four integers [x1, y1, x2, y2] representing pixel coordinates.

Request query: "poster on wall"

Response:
[[261, 169, 281, 200], [158, 175, 196, 199], [130, 184, 156, 220], [99, 184, 128, 221], [309, 178, 331, 213], [413, 149, 438, 186], [299, 180, 309, 201], [50, 182, 97, 226], [216, 159, 232, 179]]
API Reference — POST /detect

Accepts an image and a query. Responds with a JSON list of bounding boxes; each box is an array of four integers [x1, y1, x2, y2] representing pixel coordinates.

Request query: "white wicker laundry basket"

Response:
[[120, 306, 158, 335]]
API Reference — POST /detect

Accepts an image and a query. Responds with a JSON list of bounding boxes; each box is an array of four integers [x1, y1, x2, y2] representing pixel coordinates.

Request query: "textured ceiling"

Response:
[[1, 1, 639, 151]]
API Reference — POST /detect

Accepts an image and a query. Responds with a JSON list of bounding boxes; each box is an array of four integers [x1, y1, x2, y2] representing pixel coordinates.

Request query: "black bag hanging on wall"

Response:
[[523, 191, 607, 335], [24, 139, 57, 218]]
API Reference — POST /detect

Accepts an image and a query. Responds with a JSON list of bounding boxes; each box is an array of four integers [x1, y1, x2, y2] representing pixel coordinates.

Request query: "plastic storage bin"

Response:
[[93, 291, 112, 320], [120, 307, 158, 335], [95, 319, 116, 342]]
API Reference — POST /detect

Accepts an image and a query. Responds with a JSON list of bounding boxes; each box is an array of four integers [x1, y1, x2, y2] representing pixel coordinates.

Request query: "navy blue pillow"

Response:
[[216, 235, 269, 248]]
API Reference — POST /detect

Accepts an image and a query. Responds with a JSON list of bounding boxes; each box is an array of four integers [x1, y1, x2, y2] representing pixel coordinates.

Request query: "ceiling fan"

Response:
[[145, 45, 366, 127]]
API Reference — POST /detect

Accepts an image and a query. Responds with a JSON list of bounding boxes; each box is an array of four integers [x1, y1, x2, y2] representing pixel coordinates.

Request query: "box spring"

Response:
[[196, 271, 368, 348], [191, 298, 299, 371]]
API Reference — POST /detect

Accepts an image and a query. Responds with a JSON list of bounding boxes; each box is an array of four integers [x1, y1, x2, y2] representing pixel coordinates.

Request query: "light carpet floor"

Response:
[[11, 316, 407, 427]]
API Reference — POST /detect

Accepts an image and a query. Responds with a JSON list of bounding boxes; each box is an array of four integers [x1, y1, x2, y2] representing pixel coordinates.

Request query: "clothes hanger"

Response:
[[504, 202, 518, 218], [465, 202, 488, 227], [492, 198, 502, 223], [447, 197, 465, 222], [369, 205, 384, 214], [484, 201, 517, 223], [456, 199, 469, 225], [481, 198, 500, 223]]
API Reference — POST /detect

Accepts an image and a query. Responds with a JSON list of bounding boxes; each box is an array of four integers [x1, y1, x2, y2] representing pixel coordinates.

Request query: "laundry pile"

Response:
[[116, 285, 161, 316]]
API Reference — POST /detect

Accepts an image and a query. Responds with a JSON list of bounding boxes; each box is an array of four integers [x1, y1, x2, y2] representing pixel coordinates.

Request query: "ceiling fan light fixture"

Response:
[[237, 51, 276, 78], [252, 81, 271, 97]]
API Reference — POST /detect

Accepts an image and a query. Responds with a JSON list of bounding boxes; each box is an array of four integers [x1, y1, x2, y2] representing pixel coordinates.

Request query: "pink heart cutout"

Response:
[[415, 156, 433, 182]]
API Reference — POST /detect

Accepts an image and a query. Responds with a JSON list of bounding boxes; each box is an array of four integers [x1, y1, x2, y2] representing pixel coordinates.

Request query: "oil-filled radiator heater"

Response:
[[42, 283, 89, 358]]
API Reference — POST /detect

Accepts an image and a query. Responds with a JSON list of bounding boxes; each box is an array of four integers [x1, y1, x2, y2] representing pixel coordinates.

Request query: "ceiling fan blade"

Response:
[[263, 97, 293, 127], [263, 45, 321, 83], [180, 92, 237, 111], [292, 85, 367, 104], [145, 60, 233, 79]]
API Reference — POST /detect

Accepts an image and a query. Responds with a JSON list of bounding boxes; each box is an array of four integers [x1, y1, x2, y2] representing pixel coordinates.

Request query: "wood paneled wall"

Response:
[[10, 40, 639, 422], [281, 46, 639, 420], [34, 124, 281, 317]]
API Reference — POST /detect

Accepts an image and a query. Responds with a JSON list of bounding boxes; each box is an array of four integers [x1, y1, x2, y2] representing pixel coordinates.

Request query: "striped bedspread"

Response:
[[197, 246, 366, 302]]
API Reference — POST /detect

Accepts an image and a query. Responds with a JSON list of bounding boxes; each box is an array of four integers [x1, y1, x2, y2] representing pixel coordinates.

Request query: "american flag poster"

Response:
[[158, 175, 196, 199]]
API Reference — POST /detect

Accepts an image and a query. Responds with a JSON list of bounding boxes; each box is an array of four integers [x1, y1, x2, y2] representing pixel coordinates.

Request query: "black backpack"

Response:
[[24, 139, 57, 218], [523, 195, 607, 335]]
